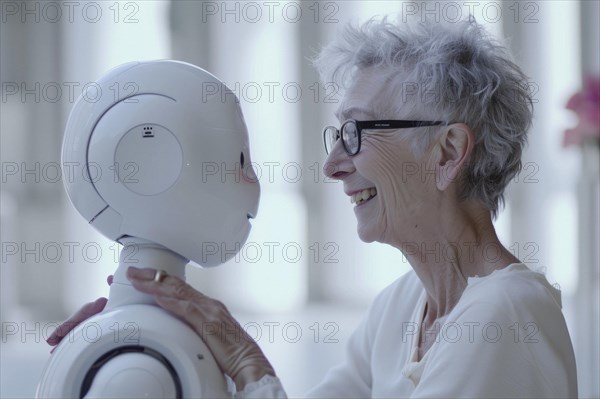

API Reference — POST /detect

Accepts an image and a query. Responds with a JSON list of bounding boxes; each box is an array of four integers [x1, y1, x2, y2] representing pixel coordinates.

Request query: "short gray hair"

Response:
[[314, 16, 533, 218]]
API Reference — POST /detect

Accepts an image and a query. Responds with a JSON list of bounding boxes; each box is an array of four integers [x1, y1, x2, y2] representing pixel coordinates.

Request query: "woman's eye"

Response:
[[240, 151, 245, 167]]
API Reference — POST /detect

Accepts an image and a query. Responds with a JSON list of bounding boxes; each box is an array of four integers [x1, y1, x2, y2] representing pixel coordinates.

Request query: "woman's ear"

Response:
[[435, 123, 474, 191]]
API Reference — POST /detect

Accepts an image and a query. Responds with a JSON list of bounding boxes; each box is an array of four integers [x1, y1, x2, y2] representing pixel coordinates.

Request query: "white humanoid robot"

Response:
[[36, 60, 260, 398]]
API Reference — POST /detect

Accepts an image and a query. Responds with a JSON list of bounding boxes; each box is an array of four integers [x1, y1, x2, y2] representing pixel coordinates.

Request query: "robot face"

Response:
[[62, 61, 260, 267]]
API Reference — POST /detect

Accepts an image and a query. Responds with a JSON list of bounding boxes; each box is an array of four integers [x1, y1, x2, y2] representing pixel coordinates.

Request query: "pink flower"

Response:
[[563, 75, 600, 147]]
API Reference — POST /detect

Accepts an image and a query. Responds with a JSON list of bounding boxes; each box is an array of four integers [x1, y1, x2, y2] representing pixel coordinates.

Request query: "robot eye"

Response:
[[240, 151, 245, 168]]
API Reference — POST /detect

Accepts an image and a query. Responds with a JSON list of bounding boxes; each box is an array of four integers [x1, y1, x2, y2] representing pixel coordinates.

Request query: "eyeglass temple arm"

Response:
[[356, 120, 444, 129]]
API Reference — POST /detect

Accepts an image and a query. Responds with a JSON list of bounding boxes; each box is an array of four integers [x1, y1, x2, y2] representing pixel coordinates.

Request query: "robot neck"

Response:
[[105, 237, 189, 310]]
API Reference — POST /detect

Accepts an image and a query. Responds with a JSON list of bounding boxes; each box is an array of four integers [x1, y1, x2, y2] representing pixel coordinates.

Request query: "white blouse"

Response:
[[237, 264, 578, 398]]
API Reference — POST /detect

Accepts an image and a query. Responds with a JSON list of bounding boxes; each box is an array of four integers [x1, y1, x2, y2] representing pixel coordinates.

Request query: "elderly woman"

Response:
[[49, 16, 577, 398]]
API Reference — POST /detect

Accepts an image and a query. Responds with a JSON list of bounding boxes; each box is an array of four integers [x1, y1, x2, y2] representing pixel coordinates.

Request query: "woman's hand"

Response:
[[126, 266, 276, 391], [46, 275, 112, 347]]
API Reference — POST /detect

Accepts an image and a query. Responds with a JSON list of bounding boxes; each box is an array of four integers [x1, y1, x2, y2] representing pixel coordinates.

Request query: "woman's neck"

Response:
[[400, 204, 520, 321]]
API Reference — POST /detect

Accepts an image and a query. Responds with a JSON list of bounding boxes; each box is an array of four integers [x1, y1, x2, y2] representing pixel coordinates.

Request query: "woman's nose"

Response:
[[322, 140, 354, 180]]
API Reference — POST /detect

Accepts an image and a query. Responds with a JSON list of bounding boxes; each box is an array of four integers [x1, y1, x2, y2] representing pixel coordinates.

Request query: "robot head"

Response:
[[62, 60, 260, 267]]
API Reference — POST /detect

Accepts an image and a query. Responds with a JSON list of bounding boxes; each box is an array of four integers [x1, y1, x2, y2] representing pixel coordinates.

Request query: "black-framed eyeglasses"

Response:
[[323, 119, 445, 156]]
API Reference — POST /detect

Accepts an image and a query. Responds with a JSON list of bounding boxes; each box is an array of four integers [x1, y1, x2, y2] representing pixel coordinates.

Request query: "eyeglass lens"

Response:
[[342, 122, 359, 154], [324, 126, 339, 154]]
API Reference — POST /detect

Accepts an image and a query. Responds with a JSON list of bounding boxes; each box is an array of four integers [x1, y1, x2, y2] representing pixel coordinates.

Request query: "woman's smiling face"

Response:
[[324, 67, 441, 245]]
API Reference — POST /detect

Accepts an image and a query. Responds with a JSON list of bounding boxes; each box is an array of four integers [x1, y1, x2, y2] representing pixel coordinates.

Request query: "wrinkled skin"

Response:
[[47, 269, 274, 391], [323, 67, 520, 359], [325, 67, 459, 247]]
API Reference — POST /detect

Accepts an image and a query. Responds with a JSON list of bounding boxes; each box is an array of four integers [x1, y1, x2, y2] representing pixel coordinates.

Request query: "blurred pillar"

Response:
[[575, 1, 600, 397], [0, 0, 67, 320]]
